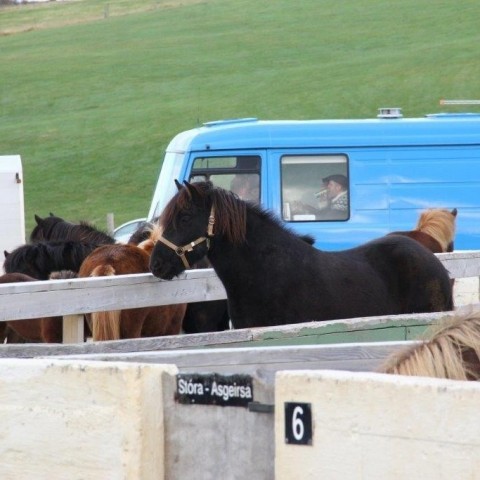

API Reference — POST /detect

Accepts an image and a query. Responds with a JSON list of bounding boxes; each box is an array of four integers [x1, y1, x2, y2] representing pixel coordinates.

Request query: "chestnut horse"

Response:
[[390, 208, 457, 253], [78, 242, 186, 341], [379, 309, 480, 381], [0, 271, 77, 343]]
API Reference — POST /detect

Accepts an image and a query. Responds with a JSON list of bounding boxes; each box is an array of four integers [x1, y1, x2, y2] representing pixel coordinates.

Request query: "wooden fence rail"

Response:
[[1, 251, 480, 343]]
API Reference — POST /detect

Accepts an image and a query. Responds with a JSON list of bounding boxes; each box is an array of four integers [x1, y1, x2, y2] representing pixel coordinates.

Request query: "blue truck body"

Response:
[[147, 113, 480, 250]]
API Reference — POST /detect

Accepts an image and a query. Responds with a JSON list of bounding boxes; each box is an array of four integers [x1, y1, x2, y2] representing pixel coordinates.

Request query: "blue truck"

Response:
[[143, 109, 480, 250]]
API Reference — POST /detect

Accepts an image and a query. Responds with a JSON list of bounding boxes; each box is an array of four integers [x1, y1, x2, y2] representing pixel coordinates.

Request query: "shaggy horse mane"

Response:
[[152, 181, 312, 246], [415, 208, 457, 252], [379, 309, 480, 381]]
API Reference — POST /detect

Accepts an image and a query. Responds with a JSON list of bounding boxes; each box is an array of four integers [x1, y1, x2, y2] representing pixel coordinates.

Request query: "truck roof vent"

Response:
[[377, 107, 403, 119]]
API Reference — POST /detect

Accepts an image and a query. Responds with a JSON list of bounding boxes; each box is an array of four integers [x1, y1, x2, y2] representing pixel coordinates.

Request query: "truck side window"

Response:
[[190, 155, 261, 204], [281, 155, 349, 222]]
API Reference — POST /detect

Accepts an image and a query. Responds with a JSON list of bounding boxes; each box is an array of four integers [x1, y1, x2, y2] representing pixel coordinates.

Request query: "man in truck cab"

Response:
[[320, 174, 348, 217], [290, 173, 349, 221]]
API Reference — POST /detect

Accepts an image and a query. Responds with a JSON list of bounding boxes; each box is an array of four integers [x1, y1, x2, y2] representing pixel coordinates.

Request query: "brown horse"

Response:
[[0, 271, 77, 343], [390, 208, 457, 253], [379, 309, 480, 381], [78, 243, 186, 341]]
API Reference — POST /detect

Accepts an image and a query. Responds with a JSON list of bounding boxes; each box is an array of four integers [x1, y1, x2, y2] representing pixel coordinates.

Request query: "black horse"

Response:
[[4, 240, 100, 280], [30, 213, 115, 245], [149, 181, 453, 329]]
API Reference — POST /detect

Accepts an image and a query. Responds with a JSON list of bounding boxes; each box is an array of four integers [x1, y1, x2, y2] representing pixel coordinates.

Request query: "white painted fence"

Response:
[[1, 251, 480, 343]]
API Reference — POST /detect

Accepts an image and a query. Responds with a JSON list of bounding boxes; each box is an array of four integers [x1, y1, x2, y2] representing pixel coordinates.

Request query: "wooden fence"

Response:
[[1, 251, 480, 344]]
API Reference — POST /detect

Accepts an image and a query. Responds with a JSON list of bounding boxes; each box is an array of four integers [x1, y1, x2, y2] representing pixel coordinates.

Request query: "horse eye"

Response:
[[180, 214, 191, 225]]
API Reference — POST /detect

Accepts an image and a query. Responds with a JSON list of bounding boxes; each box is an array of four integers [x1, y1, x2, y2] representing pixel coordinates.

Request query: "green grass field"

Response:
[[1, 0, 480, 233]]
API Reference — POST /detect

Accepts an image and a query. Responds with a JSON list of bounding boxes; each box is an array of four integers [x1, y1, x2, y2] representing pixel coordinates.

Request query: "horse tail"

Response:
[[89, 265, 121, 341]]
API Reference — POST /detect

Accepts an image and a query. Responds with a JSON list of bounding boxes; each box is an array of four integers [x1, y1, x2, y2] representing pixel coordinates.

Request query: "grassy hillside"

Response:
[[1, 0, 479, 233]]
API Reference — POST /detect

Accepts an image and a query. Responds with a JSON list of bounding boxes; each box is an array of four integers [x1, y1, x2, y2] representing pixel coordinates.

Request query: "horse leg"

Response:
[[6, 319, 43, 342], [142, 304, 186, 337], [40, 317, 63, 343], [0, 321, 8, 343], [182, 300, 229, 333], [120, 308, 145, 339]]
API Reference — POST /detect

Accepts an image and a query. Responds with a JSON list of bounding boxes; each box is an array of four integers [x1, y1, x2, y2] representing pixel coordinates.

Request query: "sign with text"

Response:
[[176, 373, 254, 408]]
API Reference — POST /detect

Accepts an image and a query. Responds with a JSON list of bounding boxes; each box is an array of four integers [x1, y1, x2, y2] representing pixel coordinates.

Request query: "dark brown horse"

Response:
[[390, 208, 457, 253], [149, 181, 453, 329], [0, 271, 77, 343], [78, 242, 186, 341], [379, 309, 480, 381]]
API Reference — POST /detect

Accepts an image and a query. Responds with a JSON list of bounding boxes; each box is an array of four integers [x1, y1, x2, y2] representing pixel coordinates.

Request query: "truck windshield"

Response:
[[190, 155, 261, 204]]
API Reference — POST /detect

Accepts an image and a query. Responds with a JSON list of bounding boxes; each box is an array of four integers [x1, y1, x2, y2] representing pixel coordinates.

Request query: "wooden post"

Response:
[[106, 212, 115, 235], [63, 314, 84, 343]]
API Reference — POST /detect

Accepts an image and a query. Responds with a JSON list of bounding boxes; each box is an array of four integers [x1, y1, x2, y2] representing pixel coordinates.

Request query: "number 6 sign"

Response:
[[284, 402, 313, 445]]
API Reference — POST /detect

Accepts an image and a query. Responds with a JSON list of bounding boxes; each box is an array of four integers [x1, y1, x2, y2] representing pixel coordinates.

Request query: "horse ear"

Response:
[[451, 208, 458, 217], [174, 179, 183, 191], [183, 180, 194, 199], [4, 250, 9, 258], [181, 180, 205, 204], [49, 212, 55, 217], [34, 214, 44, 225]]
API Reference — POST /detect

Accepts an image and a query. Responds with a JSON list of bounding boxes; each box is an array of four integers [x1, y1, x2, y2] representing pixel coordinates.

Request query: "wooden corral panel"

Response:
[[275, 370, 480, 480], [0, 309, 466, 358], [51, 342, 410, 380], [0, 359, 176, 480]]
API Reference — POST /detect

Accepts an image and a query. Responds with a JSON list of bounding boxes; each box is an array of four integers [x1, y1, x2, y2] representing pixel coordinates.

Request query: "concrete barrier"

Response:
[[4, 346, 479, 479], [275, 370, 480, 479], [0, 359, 177, 480]]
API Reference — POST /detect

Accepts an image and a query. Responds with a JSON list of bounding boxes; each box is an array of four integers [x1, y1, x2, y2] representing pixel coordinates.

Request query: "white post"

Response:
[[106, 213, 115, 235]]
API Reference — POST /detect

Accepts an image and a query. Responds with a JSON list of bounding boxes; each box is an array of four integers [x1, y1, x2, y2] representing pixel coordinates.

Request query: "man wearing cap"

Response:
[[321, 174, 348, 214]]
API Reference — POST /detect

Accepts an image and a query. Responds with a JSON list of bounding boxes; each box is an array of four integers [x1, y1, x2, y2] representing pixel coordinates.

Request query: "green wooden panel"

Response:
[[207, 326, 416, 349]]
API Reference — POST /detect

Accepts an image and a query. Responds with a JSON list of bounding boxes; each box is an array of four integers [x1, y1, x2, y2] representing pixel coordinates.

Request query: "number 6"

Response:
[[292, 405, 304, 440]]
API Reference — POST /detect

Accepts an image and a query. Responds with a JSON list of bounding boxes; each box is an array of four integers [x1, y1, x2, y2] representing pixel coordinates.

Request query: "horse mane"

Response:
[[379, 309, 480, 381], [49, 270, 78, 280], [156, 181, 309, 246], [128, 221, 154, 245], [414, 208, 457, 252], [156, 182, 247, 244]]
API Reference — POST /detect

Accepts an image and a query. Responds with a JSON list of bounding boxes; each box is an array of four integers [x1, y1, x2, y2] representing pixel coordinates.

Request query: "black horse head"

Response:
[[149, 181, 220, 279]]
